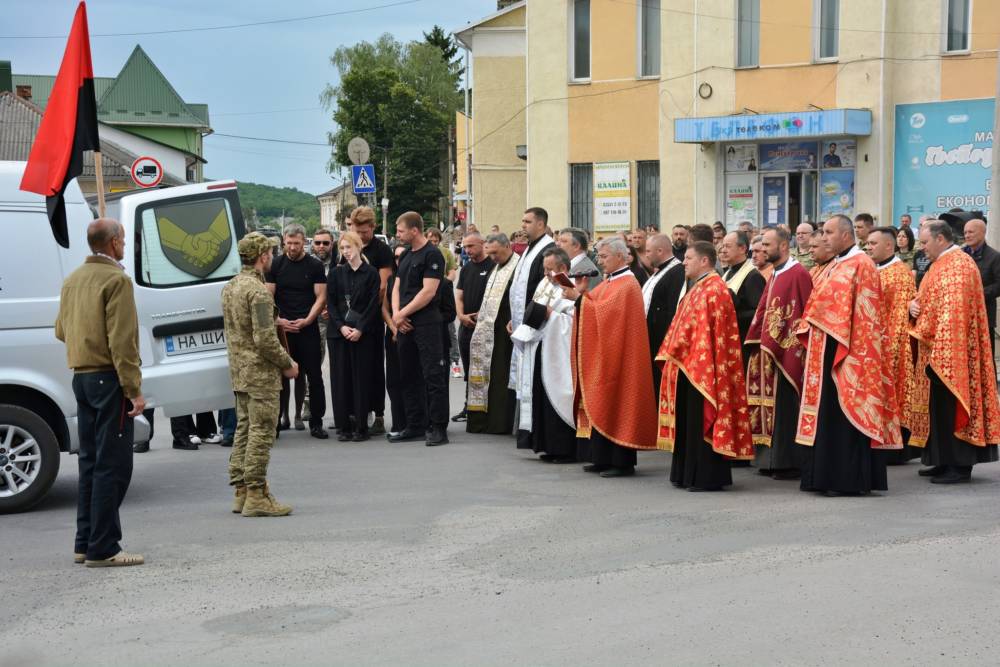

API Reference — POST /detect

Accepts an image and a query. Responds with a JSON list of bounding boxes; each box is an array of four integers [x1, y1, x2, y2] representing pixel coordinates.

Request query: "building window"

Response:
[[570, 163, 593, 233], [571, 0, 591, 81], [815, 0, 839, 61], [737, 0, 759, 68], [945, 0, 971, 52], [637, 161, 660, 231], [639, 0, 661, 77]]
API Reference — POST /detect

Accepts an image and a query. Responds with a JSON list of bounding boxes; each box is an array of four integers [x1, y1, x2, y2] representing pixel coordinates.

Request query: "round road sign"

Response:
[[130, 156, 164, 188], [347, 137, 370, 165]]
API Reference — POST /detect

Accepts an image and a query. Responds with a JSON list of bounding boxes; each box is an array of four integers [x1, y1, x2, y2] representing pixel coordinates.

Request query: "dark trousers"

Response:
[[370, 326, 386, 417], [72, 372, 134, 561], [170, 412, 216, 444], [218, 408, 237, 440], [458, 325, 473, 382], [281, 322, 326, 428], [330, 336, 377, 435], [397, 323, 449, 431], [385, 330, 407, 432]]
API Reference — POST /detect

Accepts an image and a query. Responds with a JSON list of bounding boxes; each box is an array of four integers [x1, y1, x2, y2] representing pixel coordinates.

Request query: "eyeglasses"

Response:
[[312, 240, 331, 246]]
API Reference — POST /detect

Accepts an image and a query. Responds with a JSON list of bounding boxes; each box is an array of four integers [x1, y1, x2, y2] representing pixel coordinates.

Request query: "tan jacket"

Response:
[[54, 255, 142, 399]]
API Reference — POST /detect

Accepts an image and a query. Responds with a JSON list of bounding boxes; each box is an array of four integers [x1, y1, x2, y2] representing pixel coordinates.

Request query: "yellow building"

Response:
[[455, 2, 528, 235], [463, 0, 997, 236]]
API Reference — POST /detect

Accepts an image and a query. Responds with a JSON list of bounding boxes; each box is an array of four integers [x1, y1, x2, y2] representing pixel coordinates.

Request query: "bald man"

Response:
[[643, 233, 685, 398], [962, 217, 1000, 357]]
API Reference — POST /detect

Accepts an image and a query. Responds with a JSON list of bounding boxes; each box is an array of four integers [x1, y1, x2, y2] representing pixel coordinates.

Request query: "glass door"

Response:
[[761, 174, 787, 226]]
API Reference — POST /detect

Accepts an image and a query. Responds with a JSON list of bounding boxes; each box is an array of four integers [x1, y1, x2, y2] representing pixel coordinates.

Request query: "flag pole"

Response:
[[93, 150, 106, 218]]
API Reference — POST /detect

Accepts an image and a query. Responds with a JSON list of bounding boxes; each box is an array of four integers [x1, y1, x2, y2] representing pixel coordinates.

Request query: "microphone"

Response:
[[568, 269, 600, 278]]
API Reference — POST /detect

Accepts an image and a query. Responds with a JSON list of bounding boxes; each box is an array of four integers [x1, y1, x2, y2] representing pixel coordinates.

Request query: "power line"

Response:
[[0, 0, 422, 39], [212, 132, 329, 146], [213, 106, 324, 117]]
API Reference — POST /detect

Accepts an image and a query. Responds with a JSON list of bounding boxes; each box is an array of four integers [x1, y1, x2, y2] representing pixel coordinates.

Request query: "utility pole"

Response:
[[382, 151, 390, 235], [990, 53, 1000, 249]]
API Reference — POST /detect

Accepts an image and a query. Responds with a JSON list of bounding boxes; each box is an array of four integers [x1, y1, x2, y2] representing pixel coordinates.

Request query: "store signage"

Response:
[[758, 142, 818, 171], [725, 174, 756, 228], [593, 161, 631, 233], [674, 109, 872, 143], [892, 99, 993, 223]]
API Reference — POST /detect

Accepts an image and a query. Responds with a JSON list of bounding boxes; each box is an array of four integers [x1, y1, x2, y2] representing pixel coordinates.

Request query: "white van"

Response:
[[0, 161, 242, 513]]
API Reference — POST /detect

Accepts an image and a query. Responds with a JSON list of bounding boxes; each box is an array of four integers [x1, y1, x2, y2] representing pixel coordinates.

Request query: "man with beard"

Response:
[[796, 215, 903, 496], [657, 241, 754, 491], [909, 221, 1000, 483], [642, 233, 685, 399], [467, 234, 520, 434], [671, 224, 689, 261], [452, 232, 495, 423], [301, 228, 336, 428], [745, 227, 812, 479]]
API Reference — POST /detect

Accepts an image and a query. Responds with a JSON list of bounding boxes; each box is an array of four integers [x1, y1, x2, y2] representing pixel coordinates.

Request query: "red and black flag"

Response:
[[20, 2, 99, 248]]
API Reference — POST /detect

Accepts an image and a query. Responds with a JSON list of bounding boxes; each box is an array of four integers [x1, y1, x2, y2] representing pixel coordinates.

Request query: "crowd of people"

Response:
[[57, 202, 999, 566]]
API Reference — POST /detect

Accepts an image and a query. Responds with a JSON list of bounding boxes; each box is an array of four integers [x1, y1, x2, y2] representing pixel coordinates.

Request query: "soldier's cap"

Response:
[[237, 232, 278, 260]]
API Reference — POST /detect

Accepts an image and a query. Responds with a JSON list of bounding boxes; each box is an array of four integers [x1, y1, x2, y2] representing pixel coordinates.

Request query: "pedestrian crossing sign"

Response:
[[351, 164, 377, 194]]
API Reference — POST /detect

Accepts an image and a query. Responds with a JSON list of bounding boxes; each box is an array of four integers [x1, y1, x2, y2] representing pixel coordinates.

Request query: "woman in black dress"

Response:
[[328, 231, 382, 442]]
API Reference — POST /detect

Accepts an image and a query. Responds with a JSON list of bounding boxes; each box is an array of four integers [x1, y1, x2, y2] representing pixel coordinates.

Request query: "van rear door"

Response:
[[118, 181, 246, 417]]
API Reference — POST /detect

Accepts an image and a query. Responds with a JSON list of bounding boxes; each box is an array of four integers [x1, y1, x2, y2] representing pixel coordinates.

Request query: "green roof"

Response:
[[12, 45, 209, 130]]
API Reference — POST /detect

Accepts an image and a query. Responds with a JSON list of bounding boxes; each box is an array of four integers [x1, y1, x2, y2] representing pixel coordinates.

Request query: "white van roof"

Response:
[[0, 161, 87, 206]]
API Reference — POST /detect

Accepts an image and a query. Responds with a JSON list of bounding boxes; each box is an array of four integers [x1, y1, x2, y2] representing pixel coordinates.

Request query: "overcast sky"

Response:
[[2, 0, 496, 194]]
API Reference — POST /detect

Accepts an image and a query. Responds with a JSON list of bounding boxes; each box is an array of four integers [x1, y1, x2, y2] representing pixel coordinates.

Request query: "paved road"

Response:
[[3, 380, 1000, 666]]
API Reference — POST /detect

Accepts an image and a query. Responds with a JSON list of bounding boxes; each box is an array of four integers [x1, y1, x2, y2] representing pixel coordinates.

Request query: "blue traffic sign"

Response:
[[351, 164, 377, 194]]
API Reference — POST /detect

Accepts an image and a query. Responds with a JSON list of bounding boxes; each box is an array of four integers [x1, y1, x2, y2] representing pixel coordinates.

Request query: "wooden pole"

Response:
[[93, 150, 106, 218]]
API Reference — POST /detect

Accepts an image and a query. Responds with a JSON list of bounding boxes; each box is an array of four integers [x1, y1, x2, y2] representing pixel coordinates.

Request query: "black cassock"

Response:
[[645, 262, 686, 400], [921, 370, 999, 469], [798, 336, 888, 494], [723, 261, 766, 346], [327, 261, 382, 435], [753, 372, 802, 473], [670, 373, 733, 490]]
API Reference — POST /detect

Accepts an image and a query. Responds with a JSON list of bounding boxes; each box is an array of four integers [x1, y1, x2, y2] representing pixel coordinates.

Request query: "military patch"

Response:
[[431, 263, 439, 270], [254, 301, 274, 331], [155, 198, 233, 278]]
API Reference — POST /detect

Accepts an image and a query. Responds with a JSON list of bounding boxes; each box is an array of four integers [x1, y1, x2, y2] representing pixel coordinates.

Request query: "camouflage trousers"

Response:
[[302, 316, 327, 421], [229, 391, 280, 490]]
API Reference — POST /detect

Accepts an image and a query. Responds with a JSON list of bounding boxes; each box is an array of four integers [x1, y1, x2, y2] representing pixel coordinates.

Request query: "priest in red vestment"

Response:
[[808, 229, 835, 288], [867, 226, 919, 464], [658, 241, 754, 491], [909, 221, 1000, 483], [796, 215, 903, 496], [745, 228, 812, 479], [565, 237, 658, 478]]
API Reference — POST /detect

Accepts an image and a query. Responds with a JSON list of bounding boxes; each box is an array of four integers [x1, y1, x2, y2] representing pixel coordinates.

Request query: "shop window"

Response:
[[637, 161, 660, 231], [737, 0, 759, 68], [639, 0, 661, 77], [570, 163, 593, 234], [945, 0, 970, 52], [571, 0, 591, 81], [814, 0, 839, 61]]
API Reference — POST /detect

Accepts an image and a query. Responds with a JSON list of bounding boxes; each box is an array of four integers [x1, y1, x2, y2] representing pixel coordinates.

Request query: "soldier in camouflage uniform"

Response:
[[791, 220, 816, 270], [222, 232, 299, 517]]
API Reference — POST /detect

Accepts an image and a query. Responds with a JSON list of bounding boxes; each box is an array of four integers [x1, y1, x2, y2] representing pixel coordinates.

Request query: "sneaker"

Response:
[[450, 362, 463, 378], [203, 433, 223, 445], [84, 551, 145, 568], [189, 435, 201, 446], [132, 441, 149, 453]]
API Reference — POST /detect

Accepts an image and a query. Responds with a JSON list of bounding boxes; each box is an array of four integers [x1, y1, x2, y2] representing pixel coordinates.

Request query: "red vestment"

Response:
[[796, 250, 903, 449], [810, 261, 834, 289], [657, 272, 753, 459], [877, 259, 916, 430], [909, 248, 1000, 447], [573, 276, 657, 449], [745, 260, 813, 445]]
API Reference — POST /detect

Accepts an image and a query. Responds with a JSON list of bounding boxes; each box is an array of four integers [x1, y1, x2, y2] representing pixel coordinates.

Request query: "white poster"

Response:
[[725, 144, 758, 172], [593, 161, 631, 233], [725, 174, 756, 229], [821, 140, 856, 168]]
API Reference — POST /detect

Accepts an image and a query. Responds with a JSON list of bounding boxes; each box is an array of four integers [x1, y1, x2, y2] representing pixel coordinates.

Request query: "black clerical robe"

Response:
[[644, 260, 686, 399], [723, 260, 766, 343]]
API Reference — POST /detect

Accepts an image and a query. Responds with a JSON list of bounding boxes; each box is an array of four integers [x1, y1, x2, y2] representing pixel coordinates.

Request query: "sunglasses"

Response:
[[312, 240, 331, 246]]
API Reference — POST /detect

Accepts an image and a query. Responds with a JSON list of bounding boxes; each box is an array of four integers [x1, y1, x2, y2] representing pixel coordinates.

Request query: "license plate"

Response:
[[164, 329, 227, 356]]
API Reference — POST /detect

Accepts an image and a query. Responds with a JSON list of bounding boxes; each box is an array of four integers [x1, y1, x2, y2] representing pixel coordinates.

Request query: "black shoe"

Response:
[[338, 431, 353, 442], [132, 441, 149, 453], [539, 454, 557, 462], [220, 438, 233, 448], [550, 457, 577, 464], [426, 427, 449, 446], [583, 464, 609, 473], [352, 431, 370, 442], [370, 416, 386, 436], [278, 416, 290, 431], [918, 465, 948, 477], [295, 418, 306, 432], [599, 467, 635, 478], [688, 485, 724, 492], [310, 426, 329, 440], [451, 409, 468, 423], [931, 468, 971, 484], [772, 469, 801, 480], [388, 429, 426, 443], [172, 441, 199, 451]]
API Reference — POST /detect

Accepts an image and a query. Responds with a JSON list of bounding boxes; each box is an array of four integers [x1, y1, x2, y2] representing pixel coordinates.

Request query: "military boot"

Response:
[[241, 483, 292, 517], [232, 485, 247, 514]]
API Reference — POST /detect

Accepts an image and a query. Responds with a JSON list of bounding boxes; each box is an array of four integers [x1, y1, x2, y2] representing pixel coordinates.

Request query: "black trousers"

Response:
[[281, 322, 326, 428], [398, 323, 449, 431], [670, 374, 733, 489], [170, 412, 216, 444], [369, 325, 386, 417], [385, 329, 406, 432], [330, 336, 377, 435], [72, 371, 134, 561]]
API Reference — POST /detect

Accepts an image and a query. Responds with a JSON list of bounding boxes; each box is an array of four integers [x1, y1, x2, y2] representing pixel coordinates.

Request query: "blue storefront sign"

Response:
[[758, 142, 818, 171], [674, 109, 872, 143], [892, 99, 993, 224]]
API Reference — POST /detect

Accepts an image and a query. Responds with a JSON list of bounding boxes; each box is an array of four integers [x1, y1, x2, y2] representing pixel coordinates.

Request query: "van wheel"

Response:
[[0, 404, 61, 514]]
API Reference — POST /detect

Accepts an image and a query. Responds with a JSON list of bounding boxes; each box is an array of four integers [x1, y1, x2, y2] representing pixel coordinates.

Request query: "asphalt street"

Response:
[[4, 379, 1000, 666]]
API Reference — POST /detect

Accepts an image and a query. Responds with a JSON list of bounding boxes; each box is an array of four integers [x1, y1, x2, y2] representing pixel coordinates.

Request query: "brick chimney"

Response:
[[15, 85, 32, 101]]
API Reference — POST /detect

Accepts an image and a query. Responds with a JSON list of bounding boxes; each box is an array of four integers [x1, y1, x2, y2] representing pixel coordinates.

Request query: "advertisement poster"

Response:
[[593, 161, 631, 233], [762, 176, 786, 225], [758, 142, 818, 171], [821, 140, 855, 168], [819, 170, 855, 218], [725, 144, 757, 172], [892, 99, 993, 223], [725, 174, 756, 228]]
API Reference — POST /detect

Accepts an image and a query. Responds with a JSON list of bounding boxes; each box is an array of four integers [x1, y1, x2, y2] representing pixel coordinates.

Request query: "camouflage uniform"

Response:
[[790, 245, 815, 270], [222, 234, 293, 491]]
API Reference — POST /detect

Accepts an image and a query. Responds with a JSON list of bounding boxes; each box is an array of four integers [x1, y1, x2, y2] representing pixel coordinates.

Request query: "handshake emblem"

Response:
[[158, 206, 233, 278]]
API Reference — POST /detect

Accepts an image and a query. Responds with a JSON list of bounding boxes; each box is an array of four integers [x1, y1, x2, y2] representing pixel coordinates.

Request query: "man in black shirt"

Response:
[[452, 232, 495, 422], [389, 212, 450, 446], [349, 206, 394, 435], [266, 224, 328, 439]]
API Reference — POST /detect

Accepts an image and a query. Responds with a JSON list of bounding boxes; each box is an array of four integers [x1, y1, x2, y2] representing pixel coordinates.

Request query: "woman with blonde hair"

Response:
[[327, 231, 381, 441]]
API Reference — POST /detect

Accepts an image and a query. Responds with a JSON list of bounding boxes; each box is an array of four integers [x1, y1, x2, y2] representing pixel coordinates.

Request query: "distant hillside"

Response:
[[236, 181, 320, 233]]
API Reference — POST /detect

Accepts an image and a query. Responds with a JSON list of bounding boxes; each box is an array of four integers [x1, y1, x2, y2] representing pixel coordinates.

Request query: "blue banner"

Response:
[[892, 99, 993, 225], [674, 109, 872, 143], [759, 142, 818, 171], [820, 170, 854, 219]]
